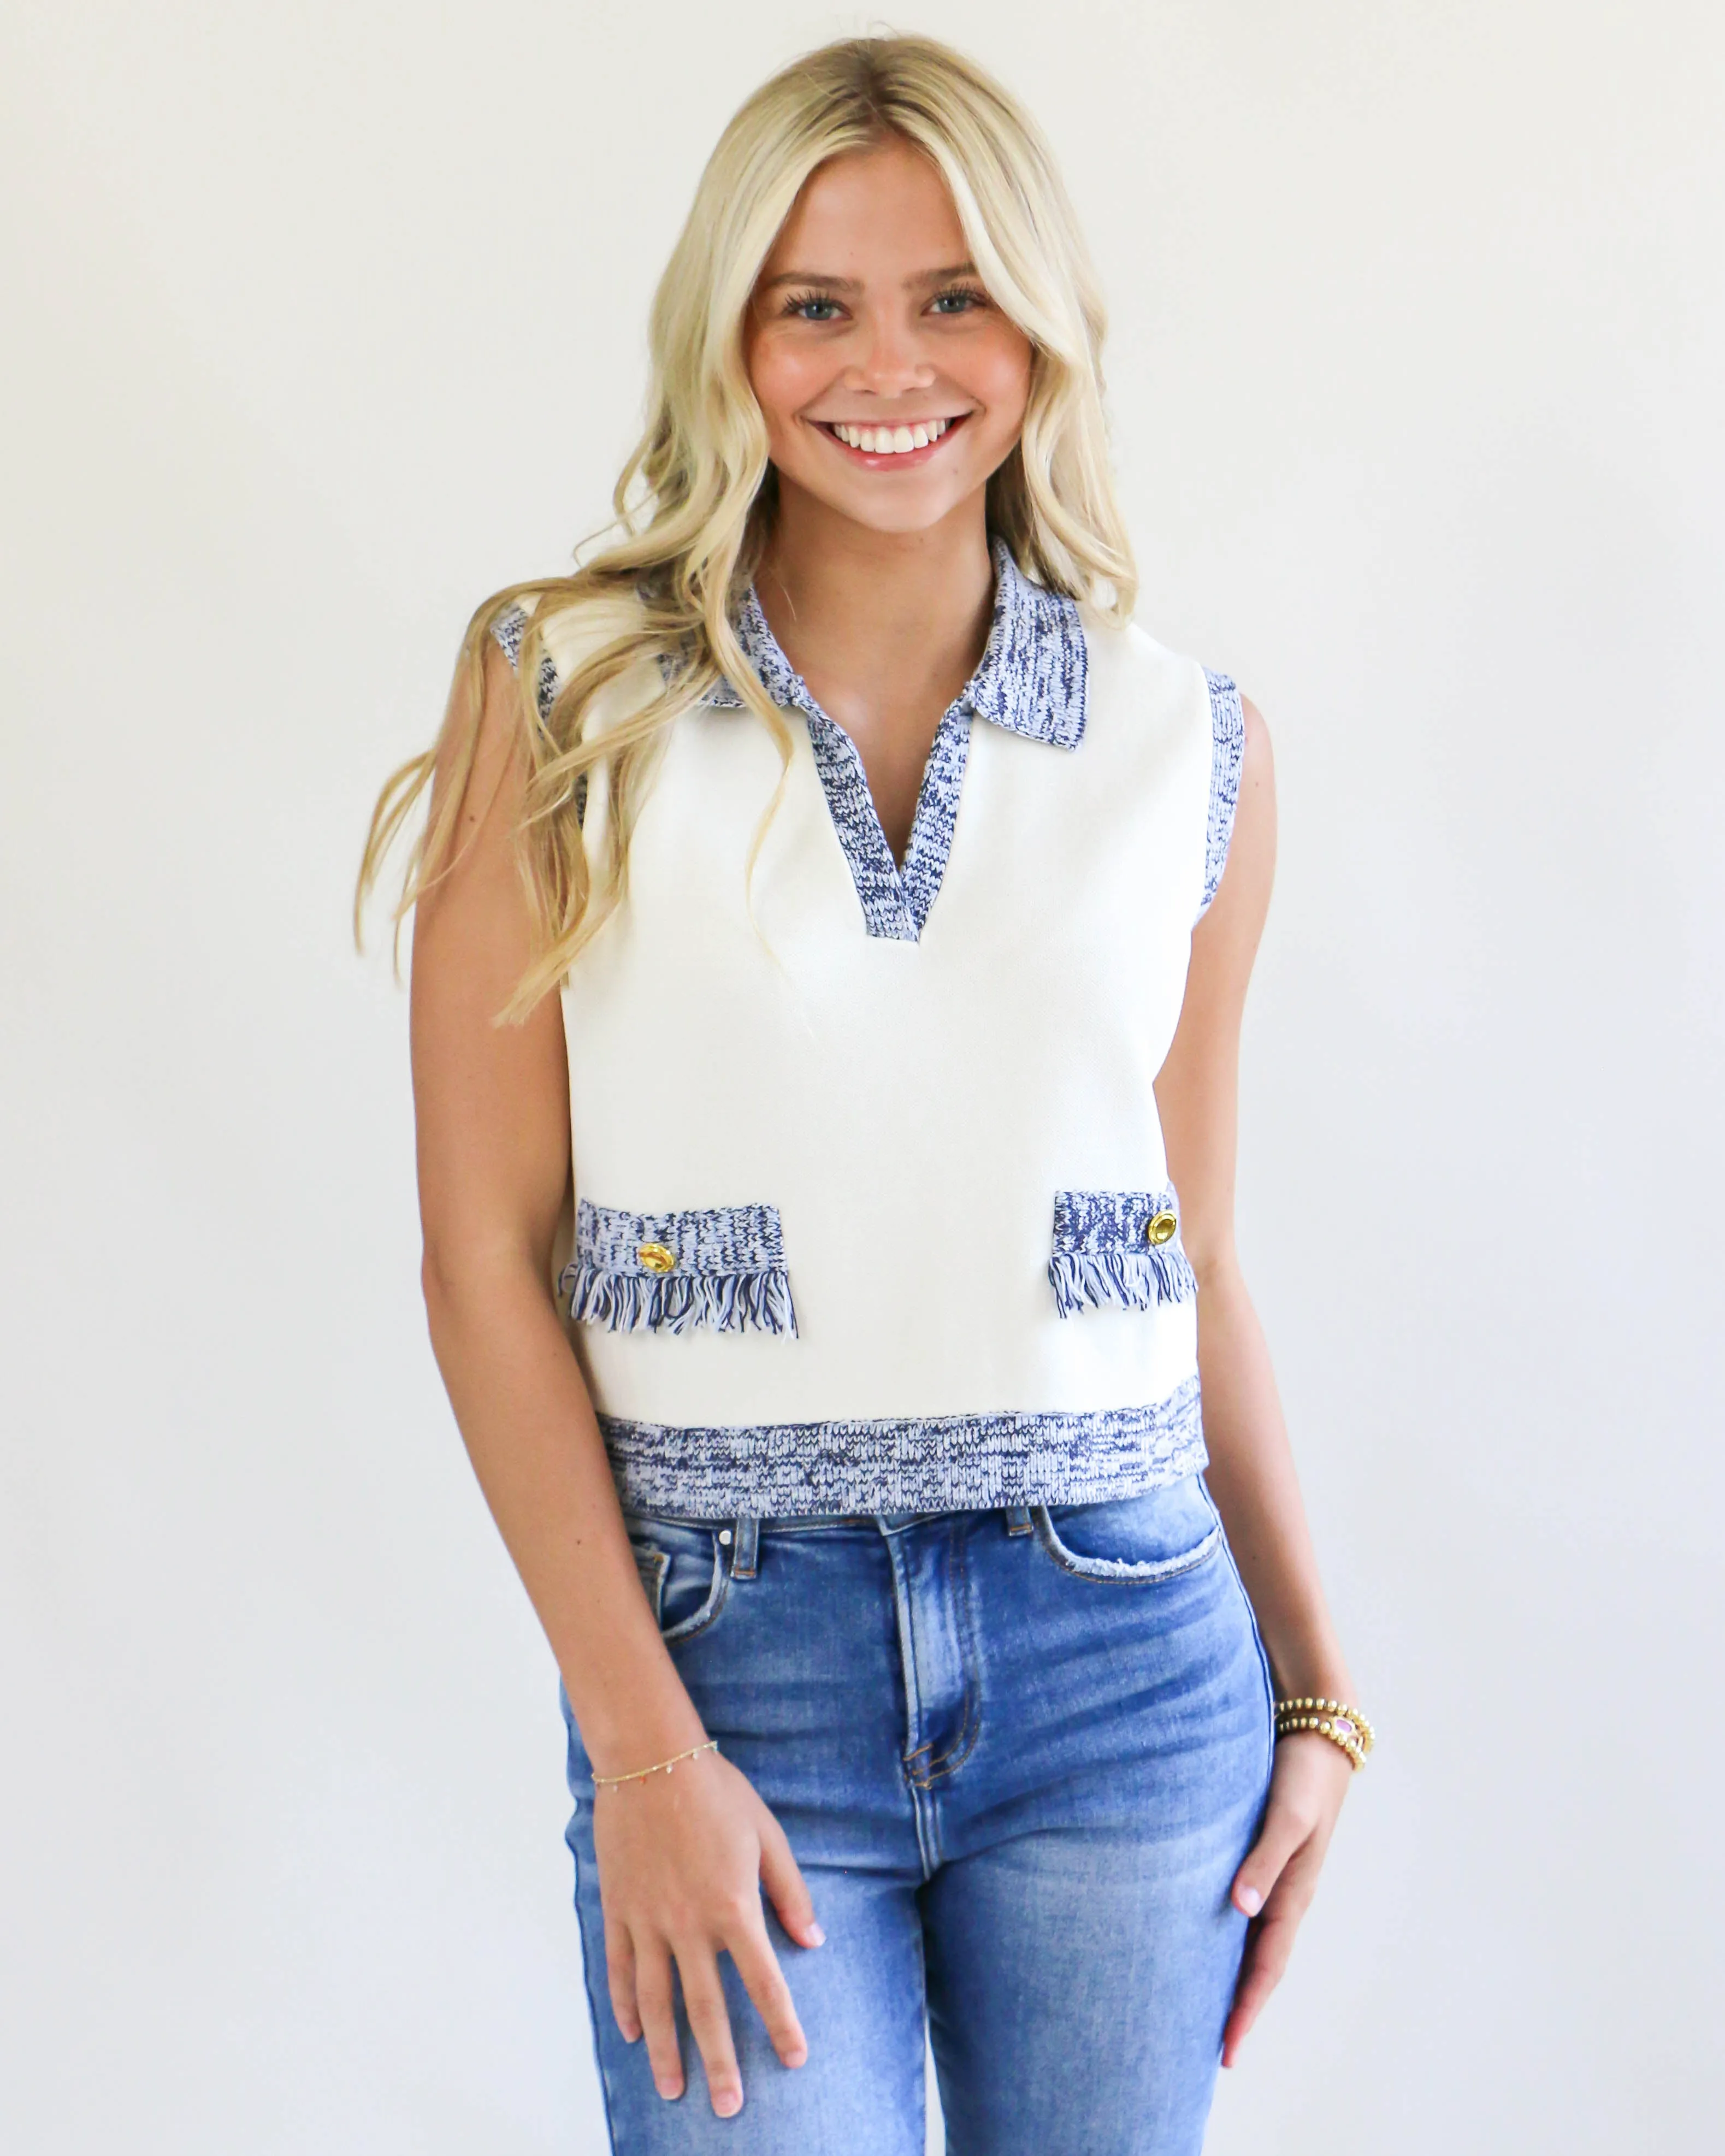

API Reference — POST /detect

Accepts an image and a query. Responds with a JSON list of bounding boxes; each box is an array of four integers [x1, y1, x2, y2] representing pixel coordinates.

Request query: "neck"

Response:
[[754, 482, 997, 701]]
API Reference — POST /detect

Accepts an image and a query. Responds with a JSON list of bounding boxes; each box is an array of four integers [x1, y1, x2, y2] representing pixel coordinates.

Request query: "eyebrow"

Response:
[[757, 261, 980, 294]]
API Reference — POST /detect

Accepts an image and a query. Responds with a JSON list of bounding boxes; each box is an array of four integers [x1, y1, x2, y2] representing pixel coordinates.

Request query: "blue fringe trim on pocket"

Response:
[[560, 1200, 799, 1338], [564, 1262, 799, 1338], [1048, 1188, 1198, 1318]]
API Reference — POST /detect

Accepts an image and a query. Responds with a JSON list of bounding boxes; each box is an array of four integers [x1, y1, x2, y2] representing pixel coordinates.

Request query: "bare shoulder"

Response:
[[419, 631, 531, 897]]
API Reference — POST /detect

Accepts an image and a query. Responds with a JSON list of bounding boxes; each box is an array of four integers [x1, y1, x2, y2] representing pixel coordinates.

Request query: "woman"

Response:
[[359, 34, 1369, 2155]]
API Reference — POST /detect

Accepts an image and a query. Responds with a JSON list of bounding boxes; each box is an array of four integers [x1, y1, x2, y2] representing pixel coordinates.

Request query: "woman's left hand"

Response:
[[1221, 1733, 1354, 2066]]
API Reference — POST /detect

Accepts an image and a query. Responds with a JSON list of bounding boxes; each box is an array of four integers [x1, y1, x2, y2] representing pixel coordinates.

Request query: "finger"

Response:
[[758, 1812, 824, 1950], [676, 1947, 745, 2118], [1230, 1792, 1315, 1919], [1221, 1905, 1301, 2067], [727, 1910, 810, 2070], [632, 1940, 684, 2102], [604, 1915, 641, 2043]]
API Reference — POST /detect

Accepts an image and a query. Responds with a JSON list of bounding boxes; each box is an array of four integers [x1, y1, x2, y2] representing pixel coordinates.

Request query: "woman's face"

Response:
[[745, 137, 1034, 539]]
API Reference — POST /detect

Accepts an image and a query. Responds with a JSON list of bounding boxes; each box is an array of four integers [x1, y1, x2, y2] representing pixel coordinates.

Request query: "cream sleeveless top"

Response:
[[492, 539, 1244, 1515]]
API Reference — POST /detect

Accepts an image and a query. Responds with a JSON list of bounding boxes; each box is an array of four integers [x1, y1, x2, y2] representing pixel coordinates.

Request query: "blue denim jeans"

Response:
[[560, 1472, 1274, 2154]]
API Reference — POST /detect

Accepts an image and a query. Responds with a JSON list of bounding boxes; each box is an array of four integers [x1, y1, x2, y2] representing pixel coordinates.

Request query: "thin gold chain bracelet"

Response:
[[591, 1738, 720, 1789], [1274, 1697, 1375, 1772]]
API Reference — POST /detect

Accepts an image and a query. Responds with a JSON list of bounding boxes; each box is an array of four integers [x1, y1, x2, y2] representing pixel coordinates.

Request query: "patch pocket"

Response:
[[560, 1200, 797, 1337], [1033, 1473, 1222, 1584], [622, 1514, 730, 1644], [1047, 1186, 1197, 1318]]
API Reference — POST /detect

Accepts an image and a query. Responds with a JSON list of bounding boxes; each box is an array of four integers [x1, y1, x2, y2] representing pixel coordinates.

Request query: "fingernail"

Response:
[[714, 2090, 742, 2117], [655, 2080, 681, 2101], [805, 1921, 826, 1947], [1238, 1886, 1263, 1916]]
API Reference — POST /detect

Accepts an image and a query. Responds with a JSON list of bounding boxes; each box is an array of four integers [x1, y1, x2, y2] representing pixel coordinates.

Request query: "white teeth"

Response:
[[831, 416, 955, 454]]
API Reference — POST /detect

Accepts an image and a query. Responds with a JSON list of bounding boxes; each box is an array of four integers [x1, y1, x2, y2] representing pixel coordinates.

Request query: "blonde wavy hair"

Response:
[[356, 32, 1136, 1018]]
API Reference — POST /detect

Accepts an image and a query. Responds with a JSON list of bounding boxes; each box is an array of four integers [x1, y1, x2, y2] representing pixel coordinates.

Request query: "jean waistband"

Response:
[[705, 1504, 1041, 1577]]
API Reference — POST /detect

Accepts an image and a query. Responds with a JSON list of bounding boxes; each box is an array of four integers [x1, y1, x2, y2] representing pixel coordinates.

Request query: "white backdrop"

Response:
[[4, 3, 1721, 2150]]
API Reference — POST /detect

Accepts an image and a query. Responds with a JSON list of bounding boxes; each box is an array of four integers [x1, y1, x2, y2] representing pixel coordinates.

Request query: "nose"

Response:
[[845, 307, 936, 400]]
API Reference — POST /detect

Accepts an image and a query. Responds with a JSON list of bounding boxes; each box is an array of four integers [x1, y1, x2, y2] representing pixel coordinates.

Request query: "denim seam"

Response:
[[563, 1731, 624, 2154], [883, 1533, 945, 1877], [1212, 1501, 1278, 1792], [903, 1527, 982, 1789]]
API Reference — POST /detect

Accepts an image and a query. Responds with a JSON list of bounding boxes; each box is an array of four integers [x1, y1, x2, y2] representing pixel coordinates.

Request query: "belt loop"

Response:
[[731, 1514, 759, 1580], [1003, 1505, 1033, 1537]]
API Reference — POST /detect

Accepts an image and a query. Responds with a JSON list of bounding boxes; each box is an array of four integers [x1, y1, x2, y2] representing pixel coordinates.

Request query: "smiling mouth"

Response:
[[816, 414, 970, 462]]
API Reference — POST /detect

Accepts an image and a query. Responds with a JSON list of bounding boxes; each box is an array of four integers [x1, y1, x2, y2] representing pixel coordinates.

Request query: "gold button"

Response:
[[636, 1242, 677, 1274], [1144, 1210, 1178, 1247]]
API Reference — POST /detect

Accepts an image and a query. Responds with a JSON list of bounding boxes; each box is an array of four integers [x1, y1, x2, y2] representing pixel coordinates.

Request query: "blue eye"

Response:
[[785, 293, 842, 322], [930, 286, 987, 315]]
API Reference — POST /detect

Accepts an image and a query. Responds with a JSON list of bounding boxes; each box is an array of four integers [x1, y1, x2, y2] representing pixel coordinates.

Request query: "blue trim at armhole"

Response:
[[1199, 670, 1245, 918]]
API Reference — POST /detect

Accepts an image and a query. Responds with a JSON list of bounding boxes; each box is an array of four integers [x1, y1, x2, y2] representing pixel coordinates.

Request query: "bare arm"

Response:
[[411, 639, 698, 1764], [410, 640, 820, 2114], [1155, 695, 1356, 2066]]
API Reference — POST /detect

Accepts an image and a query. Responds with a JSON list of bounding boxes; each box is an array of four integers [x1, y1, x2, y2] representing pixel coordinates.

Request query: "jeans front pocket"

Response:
[[1032, 1472, 1223, 1584], [628, 1539, 669, 1624], [622, 1513, 730, 1644]]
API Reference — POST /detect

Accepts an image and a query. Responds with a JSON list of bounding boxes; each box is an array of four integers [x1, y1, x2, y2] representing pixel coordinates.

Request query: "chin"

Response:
[[843, 500, 964, 536], [799, 477, 972, 537]]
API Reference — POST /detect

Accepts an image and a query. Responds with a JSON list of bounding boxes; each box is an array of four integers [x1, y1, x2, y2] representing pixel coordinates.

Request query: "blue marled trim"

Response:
[[598, 1374, 1206, 1516], [491, 604, 585, 825], [561, 1199, 797, 1337], [1200, 669, 1245, 918], [489, 605, 560, 724], [801, 708, 917, 939], [698, 539, 1086, 941], [964, 539, 1088, 751], [1048, 1187, 1198, 1317], [898, 704, 974, 936]]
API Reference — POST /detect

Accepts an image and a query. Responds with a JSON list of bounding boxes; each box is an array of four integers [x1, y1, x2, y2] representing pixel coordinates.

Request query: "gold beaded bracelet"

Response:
[[591, 1738, 720, 1789], [1274, 1697, 1375, 1773]]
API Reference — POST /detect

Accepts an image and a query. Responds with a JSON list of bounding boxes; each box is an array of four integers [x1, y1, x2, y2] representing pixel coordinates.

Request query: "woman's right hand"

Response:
[[591, 1749, 824, 2117]]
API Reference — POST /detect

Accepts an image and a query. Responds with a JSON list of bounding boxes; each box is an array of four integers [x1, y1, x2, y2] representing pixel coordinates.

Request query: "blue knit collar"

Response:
[[696, 536, 1088, 751]]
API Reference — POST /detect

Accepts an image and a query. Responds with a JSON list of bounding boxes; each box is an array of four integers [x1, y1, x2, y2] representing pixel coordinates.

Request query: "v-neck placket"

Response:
[[700, 537, 1089, 944]]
